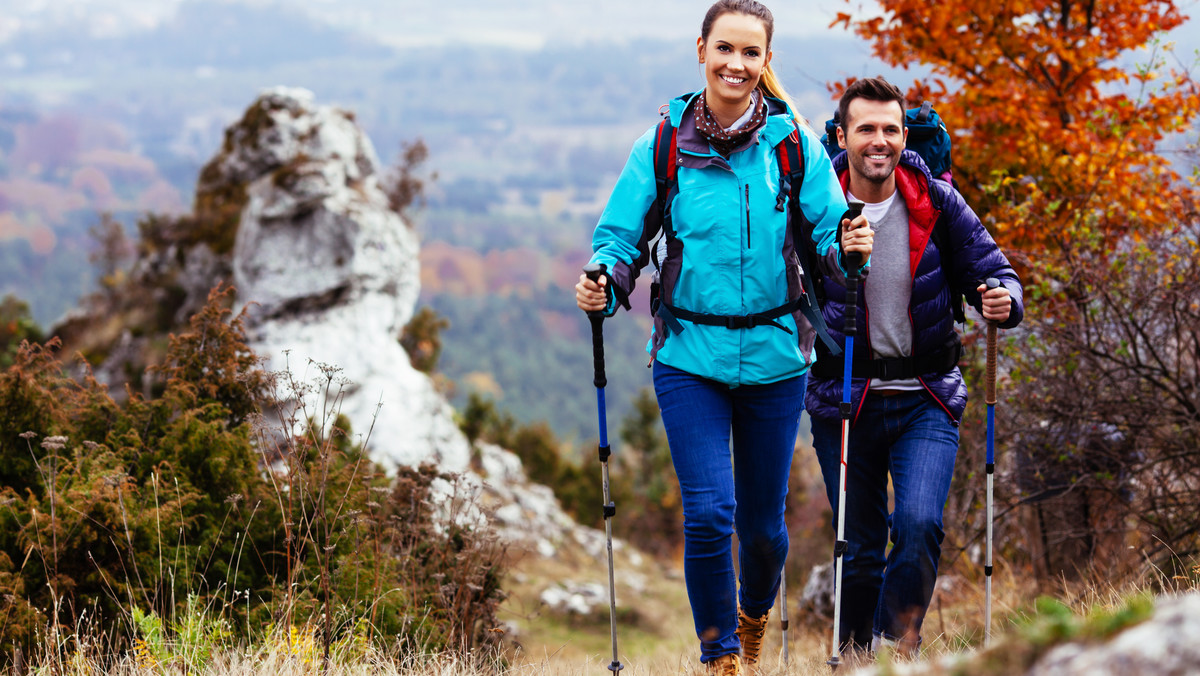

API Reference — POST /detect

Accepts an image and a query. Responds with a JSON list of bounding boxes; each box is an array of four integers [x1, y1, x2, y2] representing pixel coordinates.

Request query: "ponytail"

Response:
[[758, 63, 808, 129]]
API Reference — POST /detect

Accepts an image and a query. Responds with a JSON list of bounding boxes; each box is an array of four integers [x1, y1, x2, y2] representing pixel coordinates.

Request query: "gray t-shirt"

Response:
[[848, 190, 923, 391]]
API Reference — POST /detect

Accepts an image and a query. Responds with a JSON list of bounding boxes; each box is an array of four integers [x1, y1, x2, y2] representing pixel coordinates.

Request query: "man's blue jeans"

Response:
[[810, 390, 959, 649], [653, 361, 806, 663]]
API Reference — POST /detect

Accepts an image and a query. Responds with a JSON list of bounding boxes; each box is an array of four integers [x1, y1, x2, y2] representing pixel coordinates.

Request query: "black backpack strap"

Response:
[[778, 127, 841, 356], [811, 334, 962, 381], [659, 297, 805, 335]]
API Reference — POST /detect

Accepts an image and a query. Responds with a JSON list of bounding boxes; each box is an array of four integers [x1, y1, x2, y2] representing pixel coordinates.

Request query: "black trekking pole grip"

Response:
[[842, 201, 864, 337], [584, 263, 608, 389], [985, 277, 1000, 406]]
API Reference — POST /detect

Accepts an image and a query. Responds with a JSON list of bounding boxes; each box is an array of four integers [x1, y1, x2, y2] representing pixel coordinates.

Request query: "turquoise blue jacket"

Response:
[[589, 92, 850, 386]]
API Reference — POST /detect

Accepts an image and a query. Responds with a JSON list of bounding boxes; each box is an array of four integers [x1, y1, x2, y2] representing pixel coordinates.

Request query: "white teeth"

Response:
[[721, 75, 746, 84], [867, 154, 888, 160]]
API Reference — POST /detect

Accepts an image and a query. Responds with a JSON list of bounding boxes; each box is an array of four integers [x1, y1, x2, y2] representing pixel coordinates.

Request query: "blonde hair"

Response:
[[758, 63, 805, 126]]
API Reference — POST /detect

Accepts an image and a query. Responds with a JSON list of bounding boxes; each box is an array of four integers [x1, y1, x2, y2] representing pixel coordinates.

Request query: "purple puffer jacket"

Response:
[[805, 149, 1024, 425]]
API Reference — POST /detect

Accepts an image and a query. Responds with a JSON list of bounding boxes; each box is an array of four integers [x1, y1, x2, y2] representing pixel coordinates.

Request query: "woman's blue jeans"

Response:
[[653, 361, 806, 663], [810, 390, 959, 649]]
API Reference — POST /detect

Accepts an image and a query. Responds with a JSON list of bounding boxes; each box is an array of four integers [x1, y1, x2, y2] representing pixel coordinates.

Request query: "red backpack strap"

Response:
[[653, 118, 678, 187]]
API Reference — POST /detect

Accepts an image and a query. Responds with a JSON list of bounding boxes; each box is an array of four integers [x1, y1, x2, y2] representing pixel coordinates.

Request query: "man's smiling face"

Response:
[[838, 97, 909, 187]]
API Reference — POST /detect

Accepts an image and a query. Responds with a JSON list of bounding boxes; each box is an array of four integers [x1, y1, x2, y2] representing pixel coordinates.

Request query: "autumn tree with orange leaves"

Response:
[[832, 1, 1200, 582], [833, 0, 1199, 254]]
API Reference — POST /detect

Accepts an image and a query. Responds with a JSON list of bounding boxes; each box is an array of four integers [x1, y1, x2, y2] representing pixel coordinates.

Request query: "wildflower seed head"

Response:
[[19, 431, 37, 440], [40, 436, 68, 451]]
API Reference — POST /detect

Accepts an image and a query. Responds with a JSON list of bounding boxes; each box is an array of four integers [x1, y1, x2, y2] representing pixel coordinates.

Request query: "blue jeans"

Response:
[[810, 391, 958, 648], [653, 361, 806, 663]]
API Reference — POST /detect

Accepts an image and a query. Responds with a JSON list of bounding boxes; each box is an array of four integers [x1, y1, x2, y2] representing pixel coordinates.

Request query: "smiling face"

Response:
[[837, 97, 909, 201], [697, 12, 772, 127]]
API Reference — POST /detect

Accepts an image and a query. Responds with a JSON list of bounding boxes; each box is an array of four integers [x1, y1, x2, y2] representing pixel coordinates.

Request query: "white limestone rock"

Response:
[[199, 87, 636, 565], [540, 581, 609, 616], [213, 86, 465, 471], [1028, 593, 1200, 676], [801, 561, 835, 618], [843, 592, 1200, 676]]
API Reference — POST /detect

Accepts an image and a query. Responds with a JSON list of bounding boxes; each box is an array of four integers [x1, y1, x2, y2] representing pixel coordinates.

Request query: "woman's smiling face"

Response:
[[697, 12, 771, 122]]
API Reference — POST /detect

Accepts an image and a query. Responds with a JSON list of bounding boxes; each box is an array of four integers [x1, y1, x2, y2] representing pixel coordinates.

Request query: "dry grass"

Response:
[[12, 557, 1196, 676]]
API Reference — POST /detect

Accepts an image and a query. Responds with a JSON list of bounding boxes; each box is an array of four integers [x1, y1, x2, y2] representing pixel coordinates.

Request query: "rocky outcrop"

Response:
[[1028, 593, 1200, 675], [207, 87, 467, 470], [205, 88, 610, 562], [55, 87, 610, 563], [801, 561, 835, 619], [845, 592, 1200, 676]]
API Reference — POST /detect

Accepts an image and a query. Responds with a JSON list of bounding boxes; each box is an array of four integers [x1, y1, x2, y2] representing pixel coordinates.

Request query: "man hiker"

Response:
[[806, 76, 1024, 656]]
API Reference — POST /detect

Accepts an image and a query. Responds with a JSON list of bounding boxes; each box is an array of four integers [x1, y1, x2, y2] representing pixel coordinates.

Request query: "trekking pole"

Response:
[[828, 201, 864, 670], [583, 262, 624, 675], [780, 569, 790, 665], [984, 277, 1000, 647]]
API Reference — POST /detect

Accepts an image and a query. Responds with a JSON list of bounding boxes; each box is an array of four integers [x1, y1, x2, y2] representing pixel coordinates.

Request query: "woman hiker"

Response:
[[574, 1, 872, 672]]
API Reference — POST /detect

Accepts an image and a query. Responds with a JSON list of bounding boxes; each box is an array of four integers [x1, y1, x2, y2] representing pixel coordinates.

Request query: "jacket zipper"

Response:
[[745, 184, 751, 248]]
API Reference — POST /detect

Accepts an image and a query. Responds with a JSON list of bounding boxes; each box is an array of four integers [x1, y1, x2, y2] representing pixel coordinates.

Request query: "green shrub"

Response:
[[0, 285, 507, 663], [400, 306, 450, 374]]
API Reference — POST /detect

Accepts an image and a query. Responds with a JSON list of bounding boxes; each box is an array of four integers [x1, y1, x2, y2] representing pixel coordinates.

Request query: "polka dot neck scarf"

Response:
[[695, 89, 767, 157]]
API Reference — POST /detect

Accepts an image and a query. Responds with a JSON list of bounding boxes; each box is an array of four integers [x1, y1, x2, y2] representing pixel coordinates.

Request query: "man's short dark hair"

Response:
[[838, 76, 906, 130]]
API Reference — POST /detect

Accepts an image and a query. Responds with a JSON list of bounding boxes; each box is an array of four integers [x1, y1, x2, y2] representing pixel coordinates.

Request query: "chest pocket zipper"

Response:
[[745, 184, 751, 248]]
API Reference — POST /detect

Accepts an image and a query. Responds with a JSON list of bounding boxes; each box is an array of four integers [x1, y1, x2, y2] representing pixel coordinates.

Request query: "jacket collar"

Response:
[[833, 149, 938, 210], [833, 149, 942, 276], [668, 90, 798, 157]]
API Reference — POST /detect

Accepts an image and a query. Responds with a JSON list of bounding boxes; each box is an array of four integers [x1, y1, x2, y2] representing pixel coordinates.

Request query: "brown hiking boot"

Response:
[[706, 653, 742, 675], [736, 607, 771, 668]]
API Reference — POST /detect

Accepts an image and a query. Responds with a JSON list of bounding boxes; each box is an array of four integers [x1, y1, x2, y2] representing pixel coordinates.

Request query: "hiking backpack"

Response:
[[818, 101, 967, 324], [647, 116, 841, 354]]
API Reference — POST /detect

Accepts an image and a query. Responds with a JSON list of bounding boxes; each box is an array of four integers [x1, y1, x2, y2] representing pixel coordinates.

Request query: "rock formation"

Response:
[[54, 87, 605, 562], [202, 86, 468, 470], [844, 592, 1200, 676], [1027, 593, 1200, 676]]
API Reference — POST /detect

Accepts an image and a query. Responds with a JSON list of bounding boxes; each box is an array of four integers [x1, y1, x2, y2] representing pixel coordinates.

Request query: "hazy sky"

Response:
[[303, 0, 866, 48], [3, 1, 1198, 53], [0, 0, 872, 48]]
